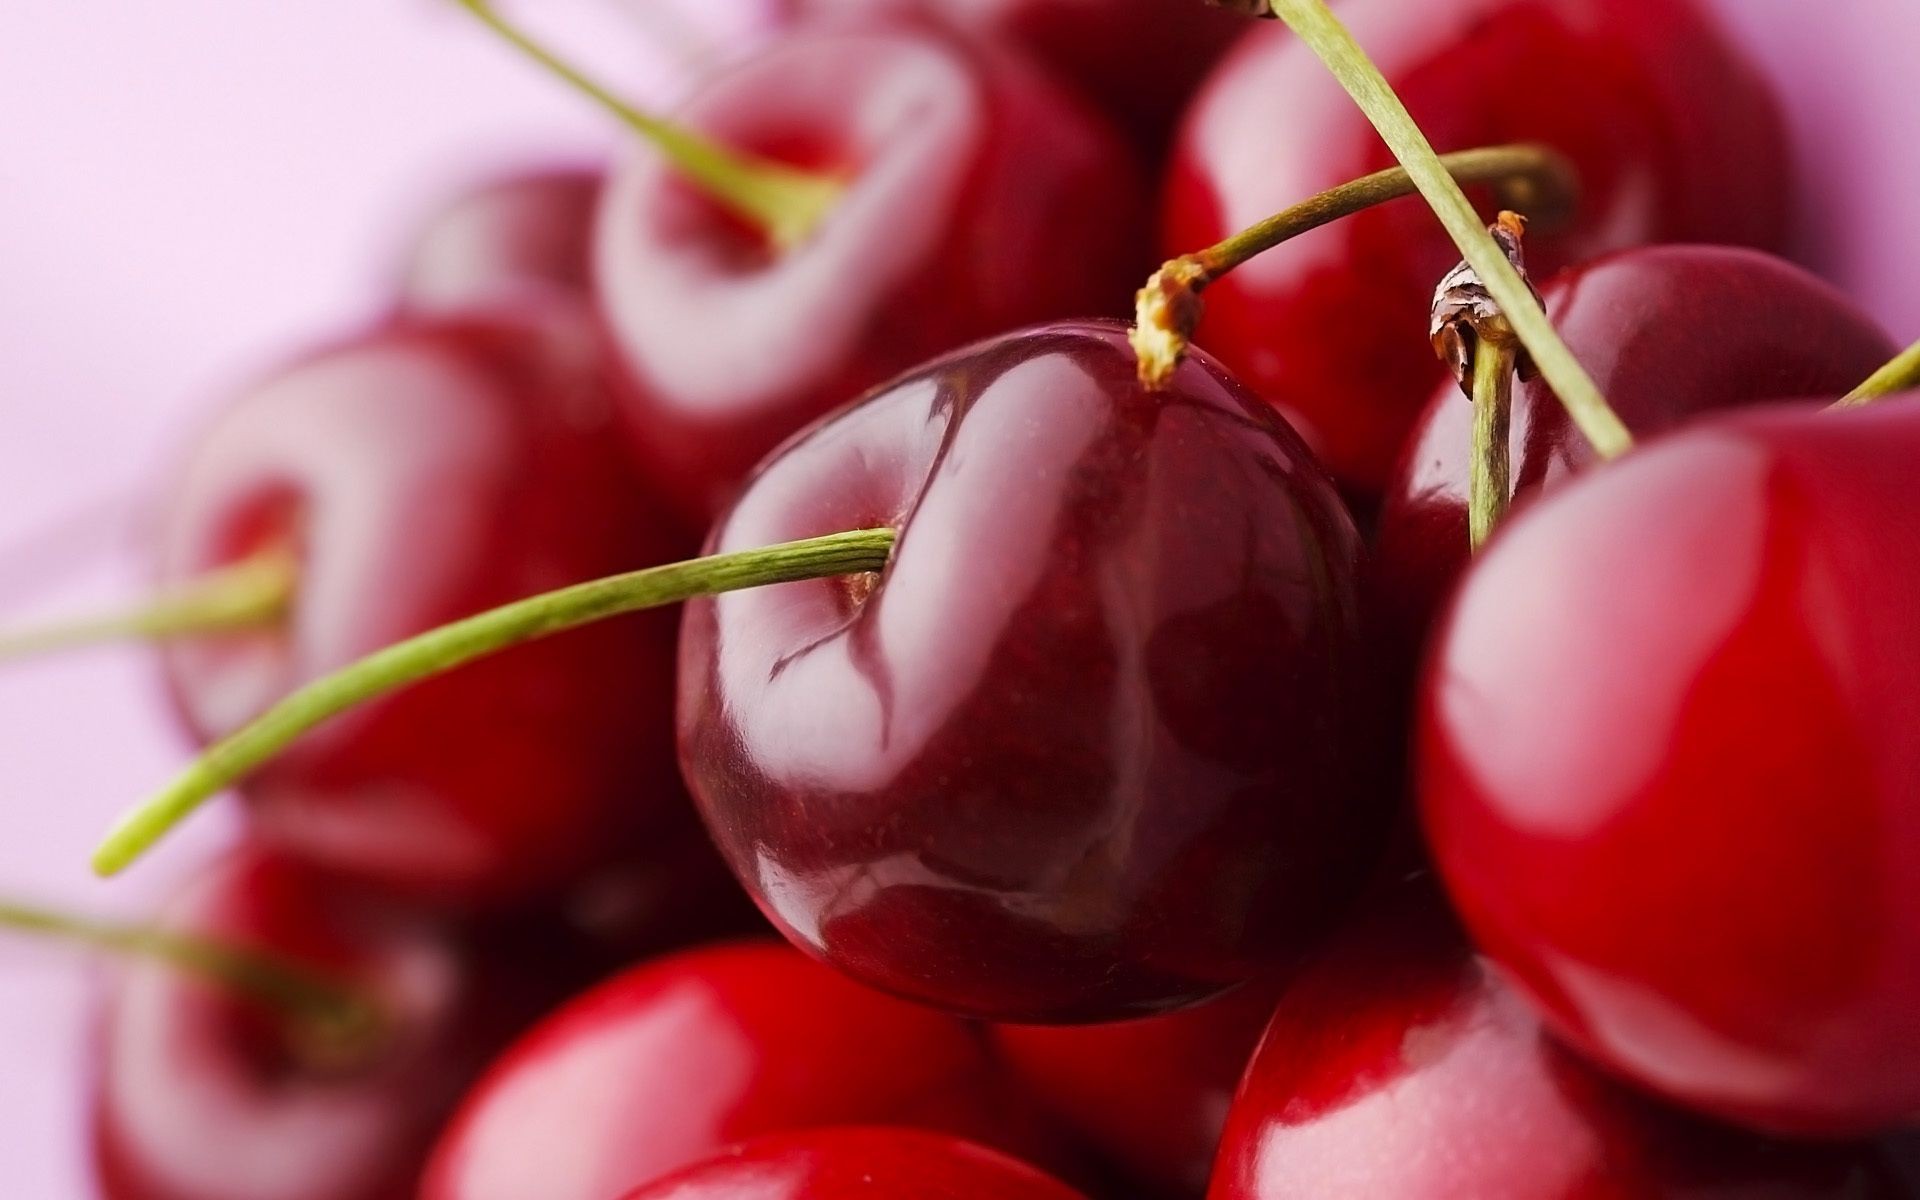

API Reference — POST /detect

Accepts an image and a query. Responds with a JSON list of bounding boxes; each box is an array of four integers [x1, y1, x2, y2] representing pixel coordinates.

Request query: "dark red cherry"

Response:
[[1209, 896, 1900, 1199], [597, 25, 1145, 521], [619, 1128, 1087, 1200], [91, 848, 534, 1200], [156, 304, 689, 908], [678, 319, 1388, 1022], [420, 940, 1064, 1200], [781, 0, 1245, 151], [994, 979, 1285, 1196], [1421, 397, 1920, 1136], [396, 167, 602, 314], [1375, 245, 1896, 666], [1163, 0, 1790, 491]]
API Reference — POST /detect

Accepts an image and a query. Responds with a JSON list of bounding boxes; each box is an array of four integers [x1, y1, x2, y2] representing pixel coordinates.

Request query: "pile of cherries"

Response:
[[11, 0, 1920, 1196]]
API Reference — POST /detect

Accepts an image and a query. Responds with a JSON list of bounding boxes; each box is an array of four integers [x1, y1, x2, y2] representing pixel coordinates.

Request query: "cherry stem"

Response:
[[1132, 143, 1575, 386], [0, 547, 296, 664], [453, 0, 840, 251], [92, 528, 897, 877], [1469, 330, 1517, 550], [1834, 337, 1920, 408], [1260, 0, 1632, 459], [0, 898, 383, 1048]]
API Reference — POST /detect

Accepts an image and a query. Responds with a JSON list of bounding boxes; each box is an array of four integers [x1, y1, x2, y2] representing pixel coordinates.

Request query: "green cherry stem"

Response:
[[0, 547, 296, 663], [1834, 336, 1920, 408], [1132, 142, 1575, 386], [454, 0, 841, 252], [1261, 0, 1632, 459], [1469, 330, 1517, 550], [92, 528, 897, 877]]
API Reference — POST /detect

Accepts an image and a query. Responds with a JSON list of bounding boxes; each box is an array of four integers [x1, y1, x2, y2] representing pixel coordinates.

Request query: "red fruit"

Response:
[[678, 319, 1387, 1022], [1163, 0, 1789, 491], [619, 1128, 1087, 1200], [156, 305, 688, 907], [1209, 898, 1899, 1199], [1421, 398, 1920, 1135], [92, 849, 528, 1200], [420, 940, 1061, 1200], [994, 981, 1284, 1196], [396, 167, 602, 314], [1375, 245, 1895, 663], [596, 25, 1145, 521]]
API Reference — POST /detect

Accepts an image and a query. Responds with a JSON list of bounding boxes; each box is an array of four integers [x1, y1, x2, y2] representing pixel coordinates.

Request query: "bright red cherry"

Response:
[[1421, 397, 1920, 1136], [597, 25, 1146, 521], [155, 305, 690, 908], [619, 1128, 1087, 1200], [92, 848, 536, 1200], [1209, 896, 1900, 1199], [678, 319, 1388, 1022], [395, 166, 602, 314], [1163, 0, 1790, 491], [994, 980, 1284, 1196], [1375, 244, 1896, 665], [420, 940, 1064, 1200]]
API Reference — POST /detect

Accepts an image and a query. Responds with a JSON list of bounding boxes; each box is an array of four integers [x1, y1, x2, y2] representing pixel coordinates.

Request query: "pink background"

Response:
[[0, 2, 1911, 1192]]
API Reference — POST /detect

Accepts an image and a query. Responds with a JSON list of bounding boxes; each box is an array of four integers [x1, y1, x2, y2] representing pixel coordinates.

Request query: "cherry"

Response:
[[1375, 244, 1897, 665], [780, 0, 1246, 151], [420, 939, 1064, 1200], [151, 304, 689, 907], [91, 847, 536, 1200], [994, 979, 1286, 1196], [395, 166, 602, 314], [679, 318, 1387, 1021], [1209, 894, 1901, 1199], [593, 23, 1147, 520], [1162, 0, 1791, 492], [1420, 396, 1920, 1136], [618, 1128, 1087, 1200]]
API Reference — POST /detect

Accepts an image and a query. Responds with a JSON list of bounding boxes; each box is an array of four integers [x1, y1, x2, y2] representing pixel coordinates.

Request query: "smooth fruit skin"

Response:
[[619, 1128, 1088, 1200], [156, 305, 689, 908], [396, 167, 602, 313], [1420, 398, 1920, 1136], [993, 980, 1285, 1196], [596, 25, 1146, 522], [1207, 898, 1900, 1199], [1375, 245, 1896, 665], [419, 940, 1060, 1200], [91, 849, 526, 1200], [1163, 0, 1790, 492], [679, 320, 1388, 1022]]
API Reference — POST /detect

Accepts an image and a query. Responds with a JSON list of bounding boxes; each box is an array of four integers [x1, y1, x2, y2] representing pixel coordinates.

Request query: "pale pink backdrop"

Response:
[[0, 2, 1910, 1193]]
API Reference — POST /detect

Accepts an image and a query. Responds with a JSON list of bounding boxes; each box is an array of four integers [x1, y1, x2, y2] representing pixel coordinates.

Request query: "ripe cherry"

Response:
[[395, 166, 602, 314], [618, 1128, 1087, 1200], [1208, 894, 1901, 1199], [154, 304, 689, 908], [1375, 244, 1896, 665], [1163, 0, 1790, 491], [1421, 397, 1920, 1136], [420, 940, 1065, 1200], [679, 319, 1388, 1022]]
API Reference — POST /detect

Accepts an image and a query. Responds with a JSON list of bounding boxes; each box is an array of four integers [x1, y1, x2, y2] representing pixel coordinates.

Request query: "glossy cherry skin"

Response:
[[597, 25, 1145, 522], [420, 940, 1065, 1200], [91, 848, 537, 1200], [396, 167, 602, 314], [1375, 245, 1895, 666], [679, 319, 1388, 1022], [156, 305, 690, 908], [993, 979, 1284, 1196], [620, 1128, 1087, 1200], [784, 0, 1245, 151], [1208, 896, 1901, 1199], [1421, 397, 1920, 1136], [1163, 0, 1790, 492]]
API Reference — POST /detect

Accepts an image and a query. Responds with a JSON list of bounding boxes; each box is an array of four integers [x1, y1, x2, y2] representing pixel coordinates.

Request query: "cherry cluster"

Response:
[[9, 0, 1920, 1197]]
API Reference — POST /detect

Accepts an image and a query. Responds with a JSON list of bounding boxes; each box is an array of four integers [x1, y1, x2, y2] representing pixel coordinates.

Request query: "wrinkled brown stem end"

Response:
[[1431, 211, 1540, 394], [1131, 257, 1213, 390]]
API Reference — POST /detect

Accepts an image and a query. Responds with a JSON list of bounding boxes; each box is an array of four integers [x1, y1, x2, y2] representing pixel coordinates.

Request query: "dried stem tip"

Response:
[[1431, 211, 1541, 395], [1131, 258, 1212, 390]]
